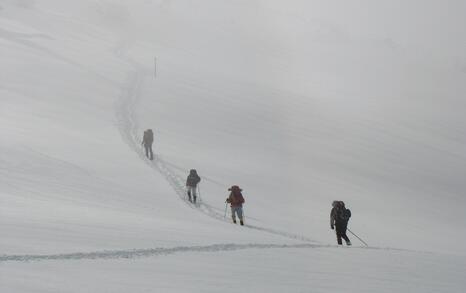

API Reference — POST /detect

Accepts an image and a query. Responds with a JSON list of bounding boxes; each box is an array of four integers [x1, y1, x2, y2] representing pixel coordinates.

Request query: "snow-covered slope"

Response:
[[1, 1, 466, 292]]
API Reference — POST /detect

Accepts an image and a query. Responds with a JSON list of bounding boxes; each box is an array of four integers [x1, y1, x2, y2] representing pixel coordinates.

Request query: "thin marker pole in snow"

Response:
[[347, 228, 369, 247]]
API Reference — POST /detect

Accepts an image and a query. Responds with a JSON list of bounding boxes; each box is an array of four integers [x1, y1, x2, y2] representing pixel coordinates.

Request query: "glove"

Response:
[[331, 225, 334, 230]]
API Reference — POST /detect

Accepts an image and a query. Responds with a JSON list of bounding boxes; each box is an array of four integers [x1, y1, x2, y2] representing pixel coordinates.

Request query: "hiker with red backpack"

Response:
[[330, 201, 352, 246], [226, 185, 245, 225]]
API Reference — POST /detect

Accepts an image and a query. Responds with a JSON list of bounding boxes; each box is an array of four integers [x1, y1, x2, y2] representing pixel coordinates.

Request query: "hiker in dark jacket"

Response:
[[226, 185, 245, 225], [330, 201, 351, 246], [186, 169, 201, 203], [141, 129, 154, 160]]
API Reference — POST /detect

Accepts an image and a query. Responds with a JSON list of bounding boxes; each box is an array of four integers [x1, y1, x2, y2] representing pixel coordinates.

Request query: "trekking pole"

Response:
[[185, 186, 188, 201], [197, 184, 201, 203], [347, 228, 369, 247], [224, 202, 228, 218]]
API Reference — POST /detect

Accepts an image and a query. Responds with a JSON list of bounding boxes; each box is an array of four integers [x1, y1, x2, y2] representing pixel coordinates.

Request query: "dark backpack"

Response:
[[338, 208, 351, 221]]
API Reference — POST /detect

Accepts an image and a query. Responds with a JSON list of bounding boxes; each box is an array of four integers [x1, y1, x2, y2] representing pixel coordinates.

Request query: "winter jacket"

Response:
[[227, 189, 245, 208], [142, 130, 154, 145], [186, 170, 201, 187]]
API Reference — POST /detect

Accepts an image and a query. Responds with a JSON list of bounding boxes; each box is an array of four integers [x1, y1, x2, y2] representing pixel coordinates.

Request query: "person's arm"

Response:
[[330, 209, 335, 229]]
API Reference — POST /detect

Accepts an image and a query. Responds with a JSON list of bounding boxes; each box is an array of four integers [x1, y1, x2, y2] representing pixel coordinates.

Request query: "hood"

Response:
[[228, 185, 242, 192]]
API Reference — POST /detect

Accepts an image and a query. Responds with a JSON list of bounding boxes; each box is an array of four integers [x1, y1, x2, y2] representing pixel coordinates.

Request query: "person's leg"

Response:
[[144, 145, 149, 158], [187, 186, 192, 202], [192, 186, 197, 203], [237, 207, 244, 225], [149, 144, 154, 160], [336, 232, 343, 245], [341, 224, 351, 245], [342, 234, 351, 245], [335, 223, 343, 245], [231, 207, 237, 223]]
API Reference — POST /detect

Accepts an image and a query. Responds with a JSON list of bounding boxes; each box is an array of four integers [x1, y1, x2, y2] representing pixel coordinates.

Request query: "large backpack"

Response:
[[230, 191, 245, 205], [339, 208, 351, 221], [146, 129, 154, 142]]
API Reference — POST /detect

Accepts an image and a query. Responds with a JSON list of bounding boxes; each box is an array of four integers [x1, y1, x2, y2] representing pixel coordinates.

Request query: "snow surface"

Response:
[[1, 0, 466, 292]]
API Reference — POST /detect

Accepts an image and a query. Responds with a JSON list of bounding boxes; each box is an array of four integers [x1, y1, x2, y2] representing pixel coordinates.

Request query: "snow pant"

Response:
[[231, 206, 243, 222], [335, 222, 350, 245], [186, 186, 197, 203], [144, 143, 153, 160]]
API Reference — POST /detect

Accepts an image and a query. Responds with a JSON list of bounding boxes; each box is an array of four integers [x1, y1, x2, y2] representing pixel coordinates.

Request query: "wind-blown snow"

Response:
[[1, 0, 466, 292]]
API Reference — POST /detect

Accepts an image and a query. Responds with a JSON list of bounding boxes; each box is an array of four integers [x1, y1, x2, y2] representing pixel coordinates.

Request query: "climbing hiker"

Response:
[[186, 169, 201, 203], [330, 201, 352, 246], [141, 129, 154, 160], [226, 185, 245, 225]]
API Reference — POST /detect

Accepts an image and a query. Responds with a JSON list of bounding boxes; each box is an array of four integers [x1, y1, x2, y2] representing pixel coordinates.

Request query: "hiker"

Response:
[[330, 201, 351, 246], [186, 169, 201, 203], [141, 129, 154, 160], [226, 185, 245, 225]]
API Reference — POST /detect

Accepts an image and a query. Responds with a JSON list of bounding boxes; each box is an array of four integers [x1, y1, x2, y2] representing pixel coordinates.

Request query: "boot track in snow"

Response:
[[114, 55, 318, 245], [0, 49, 411, 264], [0, 243, 413, 263]]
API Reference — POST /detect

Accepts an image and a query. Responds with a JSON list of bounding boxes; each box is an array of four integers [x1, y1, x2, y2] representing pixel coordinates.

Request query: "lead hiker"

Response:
[[186, 169, 201, 203], [226, 185, 245, 225], [330, 201, 352, 246], [141, 129, 154, 160]]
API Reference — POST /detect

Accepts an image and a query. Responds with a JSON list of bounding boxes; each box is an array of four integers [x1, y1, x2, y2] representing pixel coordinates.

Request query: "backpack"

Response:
[[147, 129, 154, 142], [339, 208, 351, 221], [230, 191, 245, 205]]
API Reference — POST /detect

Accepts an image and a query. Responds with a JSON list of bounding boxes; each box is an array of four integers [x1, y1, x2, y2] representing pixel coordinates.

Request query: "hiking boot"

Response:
[[233, 219, 237, 224], [346, 241, 352, 246], [193, 196, 197, 204], [240, 220, 244, 226]]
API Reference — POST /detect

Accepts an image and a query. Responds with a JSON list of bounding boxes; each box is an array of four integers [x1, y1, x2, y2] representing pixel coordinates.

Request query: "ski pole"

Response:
[[347, 228, 369, 247]]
